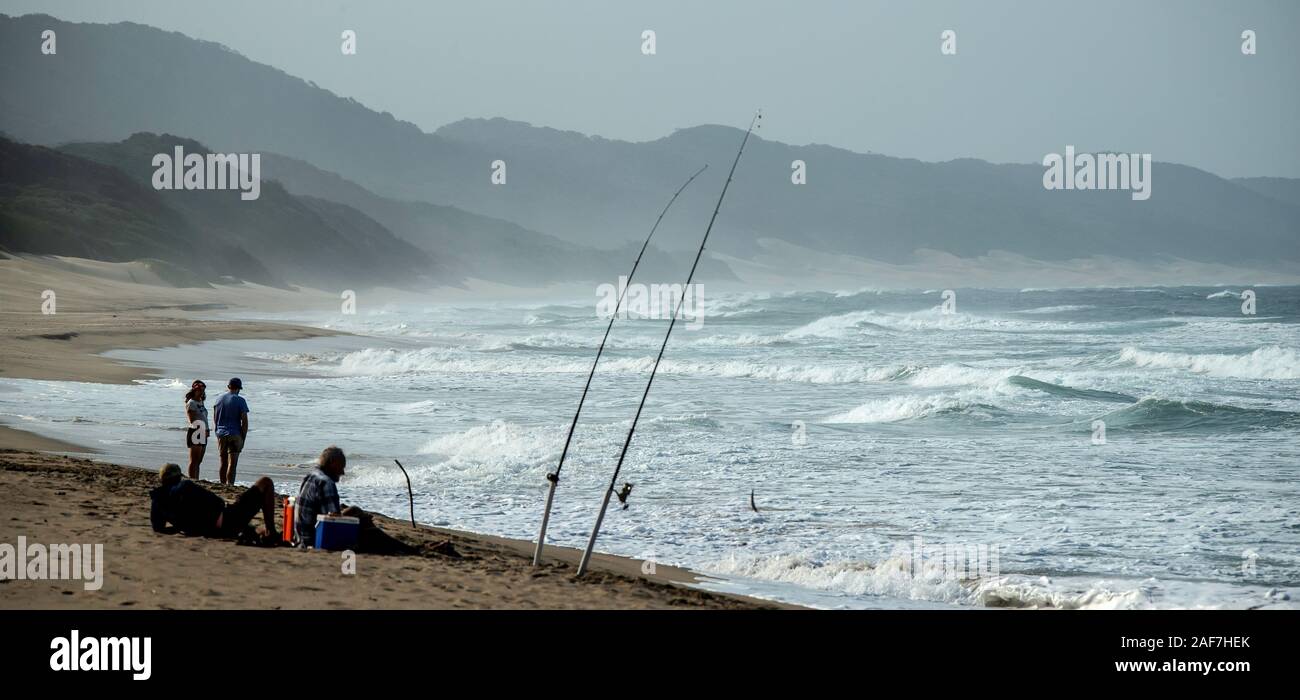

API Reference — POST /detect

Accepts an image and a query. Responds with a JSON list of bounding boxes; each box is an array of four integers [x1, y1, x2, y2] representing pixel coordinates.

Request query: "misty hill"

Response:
[[260, 153, 736, 286], [1235, 177, 1300, 210], [3, 13, 1297, 279], [0, 136, 278, 286], [435, 120, 1300, 268], [2, 132, 439, 289]]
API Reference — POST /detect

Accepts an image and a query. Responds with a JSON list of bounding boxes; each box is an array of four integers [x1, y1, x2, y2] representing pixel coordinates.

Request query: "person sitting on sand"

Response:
[[294, 446, 415, 555], [150, 462, 279, 541], [184, 380, 209, 480], [213, 377, 250, 485]]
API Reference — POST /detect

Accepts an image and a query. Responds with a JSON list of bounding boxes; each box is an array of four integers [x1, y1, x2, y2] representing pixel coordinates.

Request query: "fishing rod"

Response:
[[575, 110, 761, 577], [531, 163, 709, 566]]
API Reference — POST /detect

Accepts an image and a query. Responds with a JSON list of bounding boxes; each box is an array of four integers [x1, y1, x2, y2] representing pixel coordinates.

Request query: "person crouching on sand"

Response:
[[294, 446, 416, 555], [213, 377, 250, 485], [184, 380, 209, 480], [150, 463, 279, 542]]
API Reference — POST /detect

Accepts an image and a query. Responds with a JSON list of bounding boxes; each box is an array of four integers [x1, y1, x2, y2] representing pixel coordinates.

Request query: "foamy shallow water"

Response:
[[2, 286, 1298, 609]]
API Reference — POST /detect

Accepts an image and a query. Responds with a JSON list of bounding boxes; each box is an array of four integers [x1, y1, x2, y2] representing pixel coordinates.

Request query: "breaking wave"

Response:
[[823, 393, 1010, 424], [785, 308, 1095, 338], [1116, 346, 1300, 380], [707, 553, 1151, 609]]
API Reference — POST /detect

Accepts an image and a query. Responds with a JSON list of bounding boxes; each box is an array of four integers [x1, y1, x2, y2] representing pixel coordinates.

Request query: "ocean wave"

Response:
[[823, 393, 1009, 424], [1006, 376, 1137, 403], [1206, 290, 1241, 300], [244, 351, 339, 366], [882, 365, 1126, 400], [522, 312, 573, 326], [1011, 304, 1097, 314], [633, 359, 899, 384], [685, 333, 792, 348], [784, 310, 894, 338], [485, 332, 609, 353], [903, 364, 1022, 388], [348, 412, 719, 489], [785, 308, 1089, 338], [391, 399, 441, 414], [707, 553, 1150, 609], [136, 378, 186, 389], [1116, 346, 1300, 380], [332, 347, 590, 376], [706, 292, 773, 317], [327, 346, 903, 384], [492, 331, 791, 351], [1095, 398, 1300, 433], [409, 420, 562, 482]]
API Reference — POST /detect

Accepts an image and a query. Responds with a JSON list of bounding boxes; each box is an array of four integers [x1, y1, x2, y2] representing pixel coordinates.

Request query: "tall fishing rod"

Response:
[[531, 163, 709, 566], [575, 110, 761, 577]]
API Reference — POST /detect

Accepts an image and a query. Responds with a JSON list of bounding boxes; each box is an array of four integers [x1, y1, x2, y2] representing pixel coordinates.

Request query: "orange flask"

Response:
[[282, 496, 295, 542]]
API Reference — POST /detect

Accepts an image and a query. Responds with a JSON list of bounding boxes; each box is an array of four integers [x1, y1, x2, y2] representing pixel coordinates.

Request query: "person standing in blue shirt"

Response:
[[213, 377, 250, 484]]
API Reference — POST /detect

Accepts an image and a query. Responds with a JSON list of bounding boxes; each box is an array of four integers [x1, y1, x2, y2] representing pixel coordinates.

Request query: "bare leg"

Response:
[[227, 450, 240, 485], [187, 444, 205, 480], [253, 476, 277, 537], [219, 448, 230, 484]]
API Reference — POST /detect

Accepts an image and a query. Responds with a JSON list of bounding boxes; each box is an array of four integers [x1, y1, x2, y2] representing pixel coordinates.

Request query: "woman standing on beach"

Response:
[[184, 380, 209, 480]]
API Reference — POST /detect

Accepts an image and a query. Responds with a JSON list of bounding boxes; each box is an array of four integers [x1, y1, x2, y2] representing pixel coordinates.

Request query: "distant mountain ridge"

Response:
[[2, 12, 1297, 283], [260, 153, 736, 286], [0, 135, 276, 286], [1, 133, 438, 288]]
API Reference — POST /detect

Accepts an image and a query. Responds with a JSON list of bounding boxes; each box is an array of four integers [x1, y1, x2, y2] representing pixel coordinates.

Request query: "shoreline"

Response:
[[0, 424, 97, 454], [0, 256, 799, 609], [0, 449, 789, 609], [0, 254, 350, 386]]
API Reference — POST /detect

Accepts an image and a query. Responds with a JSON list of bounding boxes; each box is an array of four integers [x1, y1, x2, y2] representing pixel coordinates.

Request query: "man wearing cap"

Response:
[[150, 463, 279, 541], [213, 377, 250, 485]]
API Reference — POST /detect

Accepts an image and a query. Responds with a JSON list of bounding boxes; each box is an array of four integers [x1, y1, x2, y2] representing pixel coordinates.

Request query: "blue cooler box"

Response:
[[315, 514, 360, 550]]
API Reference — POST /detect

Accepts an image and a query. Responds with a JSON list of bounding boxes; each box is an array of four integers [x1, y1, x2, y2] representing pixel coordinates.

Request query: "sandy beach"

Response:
[[0, 255, 343, 384], [0, 255, 783, 610], [0, 450, 777, 609]]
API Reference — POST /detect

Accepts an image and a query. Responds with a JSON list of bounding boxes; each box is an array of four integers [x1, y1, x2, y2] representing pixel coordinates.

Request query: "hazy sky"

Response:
[[5, 0, 1298, 177]]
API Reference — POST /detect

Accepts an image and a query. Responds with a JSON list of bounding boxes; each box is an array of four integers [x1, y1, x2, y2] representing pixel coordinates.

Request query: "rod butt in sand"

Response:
[[575, 487, 614, 577]]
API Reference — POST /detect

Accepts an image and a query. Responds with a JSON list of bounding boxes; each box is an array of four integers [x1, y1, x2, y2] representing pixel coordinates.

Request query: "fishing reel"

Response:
[[615, 482, 634, 510], [545, 471, 559, 484]]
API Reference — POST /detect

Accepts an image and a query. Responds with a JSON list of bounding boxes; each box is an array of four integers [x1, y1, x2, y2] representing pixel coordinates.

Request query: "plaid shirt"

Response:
[[294, 468, 342, 546]]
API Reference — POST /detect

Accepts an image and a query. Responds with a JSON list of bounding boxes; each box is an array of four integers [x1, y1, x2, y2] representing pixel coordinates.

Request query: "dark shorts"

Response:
[[217, 434, 244, 456], [186, 427, 208, 447], [216, 486, 263, 538]]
